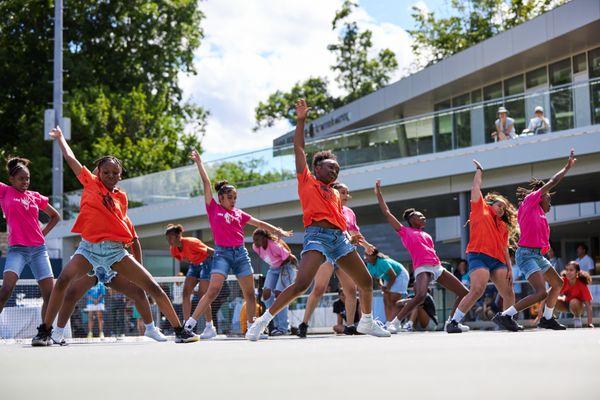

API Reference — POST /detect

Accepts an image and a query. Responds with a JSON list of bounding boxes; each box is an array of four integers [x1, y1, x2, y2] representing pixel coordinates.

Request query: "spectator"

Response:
[[492, 106, 516, 141], [106, 287, 127, 338], [332, 289, 361, 334], [512, 260, 524, 301], [575, 243, 595, 273], [556, 261, 594, 328], [172, 272, 185, 318], [524, 106, 550, 134], [453, 259, 468, 282], [84, 282, 106, 339], [394, 292, 438, 332], [546, 247, 565, 274]]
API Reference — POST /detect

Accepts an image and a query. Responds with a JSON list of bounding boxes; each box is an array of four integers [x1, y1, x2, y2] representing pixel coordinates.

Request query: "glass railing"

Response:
[[62, 78, 600, 219]]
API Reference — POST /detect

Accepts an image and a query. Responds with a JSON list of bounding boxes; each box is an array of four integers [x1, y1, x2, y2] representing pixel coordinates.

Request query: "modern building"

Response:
[[48, 0, 600, 277]]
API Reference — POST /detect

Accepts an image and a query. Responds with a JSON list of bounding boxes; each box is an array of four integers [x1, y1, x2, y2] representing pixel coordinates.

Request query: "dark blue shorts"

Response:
[[467, 252, 507, 273], [186, 256, 213, 281]]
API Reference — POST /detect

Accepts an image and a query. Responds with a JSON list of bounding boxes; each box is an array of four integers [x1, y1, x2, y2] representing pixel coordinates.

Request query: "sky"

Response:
[[179, 0, 449, 161]]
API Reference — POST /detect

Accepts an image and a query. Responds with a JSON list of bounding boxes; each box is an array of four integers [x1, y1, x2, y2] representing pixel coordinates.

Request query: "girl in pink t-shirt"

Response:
[[375, 179, 468, 330], [185, 149, 292, 332], [495, 149, 576, 332], [0, 157, 60, 320]]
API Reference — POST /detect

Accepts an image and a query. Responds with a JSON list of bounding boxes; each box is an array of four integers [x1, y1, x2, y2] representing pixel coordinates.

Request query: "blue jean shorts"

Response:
[[186, 256, 213, 281], [301, 227, 355, 263], [212, 246, 253, 278], [384, 269, 409, 295], [4, 245, 53, 281], [75, 240, 129, 284], [467, 252, 507, 273], [264, 262, 297, 292], [516, 247, 552, 279]]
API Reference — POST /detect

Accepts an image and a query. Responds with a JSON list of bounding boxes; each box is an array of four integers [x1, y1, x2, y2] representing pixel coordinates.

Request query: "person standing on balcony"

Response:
[[446, 160, 519, 333], [185, 149, 292, 336], [492, 107, 516, 141], [493, 149, 576, 331], [525, 106, 551, 134], [246, 99, 391, 340]]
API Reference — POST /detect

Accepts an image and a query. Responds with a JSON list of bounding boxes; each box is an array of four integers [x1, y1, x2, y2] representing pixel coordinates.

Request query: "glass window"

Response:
[[454, 108, 471, 149], [452, 93, 470, 107], [526, 66, 547, 88], [549, 58, 572, 86], [483, 82, 503, 143], [573, 53, 587, 74], [588, 47, 600, 123], [471, 89, 482, 103], [503, 75, 525, 133], [434, 100, 453, 152], [589, 47, 600, 78], [504, 75, 524, 96]]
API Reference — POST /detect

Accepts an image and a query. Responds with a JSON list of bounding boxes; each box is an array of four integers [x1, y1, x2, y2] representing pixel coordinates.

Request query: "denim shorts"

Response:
[[301, 227, 355, 263], [4, 245, 53, 281], [75, 240, 129, 284], [264, 262, 297, 292], [516, 247, 552, 279], [384, 270, 409, 295], [467, 252, 507, 273], [212, 246, 253, 278], [186, 256, 213, 281]]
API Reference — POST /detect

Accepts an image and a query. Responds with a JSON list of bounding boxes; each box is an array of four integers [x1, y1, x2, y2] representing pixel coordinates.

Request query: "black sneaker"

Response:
[[513, 316, 524, 331], [31, 324, 52, 347], [297, 322, 308, 338], [445, 320, 463, 334], [538, 316, 567, 330], [492, 313, 520, 332], [174, 327, 199, 343], [343, 325, 361, 335]]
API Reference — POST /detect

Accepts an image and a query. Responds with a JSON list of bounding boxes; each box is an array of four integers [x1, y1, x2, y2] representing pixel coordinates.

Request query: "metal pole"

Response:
[[459, 191, 469, 258], [52, 0, 63, 217]]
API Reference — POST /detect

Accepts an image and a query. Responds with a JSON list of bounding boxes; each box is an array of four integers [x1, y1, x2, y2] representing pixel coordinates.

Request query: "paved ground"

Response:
[[1, 329, 598, 400]]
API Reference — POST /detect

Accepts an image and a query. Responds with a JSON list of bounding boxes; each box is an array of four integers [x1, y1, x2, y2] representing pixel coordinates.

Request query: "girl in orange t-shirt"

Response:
[[447, 160, 519, 333], [165, 223, 218, 339], [246, 99, 390, 340], [32, 126, 197, 346], [555, 261, 594, 328]]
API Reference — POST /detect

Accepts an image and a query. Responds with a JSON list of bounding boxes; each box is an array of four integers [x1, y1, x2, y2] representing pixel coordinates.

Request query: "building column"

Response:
[[459, 191, 469, 258]]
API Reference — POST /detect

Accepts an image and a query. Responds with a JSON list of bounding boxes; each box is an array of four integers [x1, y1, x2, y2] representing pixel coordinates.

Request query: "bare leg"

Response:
[[335, 251, 373, 314], [190, 274, 225, 321], [383, 292, 403, 321], [394, 273, 432, 322], [569, 299, 583, 317], [198, 280, 213, 322], [108, 276, 154, 324], [87, 311, 94, 335], [544, 267, 563, 309], [182, 276, 199, 321], [0, 272, 19, 314], [301, 262, 334, 324], [453, 268, 489, 316], [490, 268, 515, 309], [415, 307, 431, 328], [37, 277, 55, 320], [335, 267, 359, 325], [97, 310, 104, 334], [57, 274, 96, 328], [437, 270, 469, 317], [513, 271, 548, 312], [237, 275, 257, 324]]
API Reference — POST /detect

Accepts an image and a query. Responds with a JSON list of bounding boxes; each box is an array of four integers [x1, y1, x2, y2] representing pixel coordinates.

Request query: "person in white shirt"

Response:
[[492, 106, 516, 141], [524, 106, 550, 134], [575, 243, 595, 273]]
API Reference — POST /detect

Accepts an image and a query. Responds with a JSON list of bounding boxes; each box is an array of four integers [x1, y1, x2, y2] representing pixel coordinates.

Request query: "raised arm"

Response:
[[247, 217, 292, 239], [471, 159, 483, 203], [48, 126, 82, 176], [41, 204, 61, 236], [374, 180, 403, 231], [294, 99, 310, 174], [190, 149, 213, 205], [540, 149, 576, 195]]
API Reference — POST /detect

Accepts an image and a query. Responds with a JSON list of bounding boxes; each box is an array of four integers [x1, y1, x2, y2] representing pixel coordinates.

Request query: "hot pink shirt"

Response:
[[253, 239, 290, 268], [517, 189, 550, 253], [206, 198, 251, 247], [0, 182, 49, 246], [396, 226, 440, 269], [342, 206, 360, 233]]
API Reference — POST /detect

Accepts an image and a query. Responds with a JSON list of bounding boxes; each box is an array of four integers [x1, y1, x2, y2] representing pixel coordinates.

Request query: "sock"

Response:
[[452, 309, 465, 323], [185, 317, 197, 330], [54, 326, 65, 336], [543, 306, 554, 320], [205, 321, 213, 328], [263, 310, 274, 322], [144, 322, 155, 331], [501, 306, 517, 317], [391, 317, 399, 325], [361, 313, 373, 320]]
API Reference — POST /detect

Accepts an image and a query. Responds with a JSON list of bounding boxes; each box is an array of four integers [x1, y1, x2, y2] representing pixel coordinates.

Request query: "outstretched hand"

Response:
[[190, 148, 202, 164], [276, 228, 293, 238], [48, 126, 62, 139], [473, 159, 483, 170], [566, 148, 576, 170], [374, 179, 382, 195], [295, 99, 310, 121]]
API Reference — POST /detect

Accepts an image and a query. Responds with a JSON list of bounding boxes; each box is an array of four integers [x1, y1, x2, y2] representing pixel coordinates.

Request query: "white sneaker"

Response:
[[574, 318, 583, 328], [51, 332, 67, 346], [385, 322, 398, 334], [401, 321, 414, 332], [356, 317, 391, 337], [200, 324, 218, 340], [445, 318, 470, 332], [245, 316, 269, 341], [144, 326, 168, 342]]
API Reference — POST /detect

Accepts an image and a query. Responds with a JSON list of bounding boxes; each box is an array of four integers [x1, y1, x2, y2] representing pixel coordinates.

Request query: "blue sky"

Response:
[[360, 0, 448, 30]]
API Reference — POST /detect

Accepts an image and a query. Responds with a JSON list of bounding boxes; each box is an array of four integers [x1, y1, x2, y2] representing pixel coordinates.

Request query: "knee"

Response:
[[293, 280, 311, 295], [146, 282, 164, 298], [470, 285, 486, 299], [55, 275, 71, 291], [311, 283, 328, 297], [413, 292, 427, 305], [205, 287, 221, 300], [64, 288, 80, 304], [537, 290, 548, 302]]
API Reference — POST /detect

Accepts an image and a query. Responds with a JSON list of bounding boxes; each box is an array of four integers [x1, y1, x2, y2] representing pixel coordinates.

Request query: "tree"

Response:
[[0, 0, 207, 196], [409, 0, 568, 68], [254, 0, 398, 129]]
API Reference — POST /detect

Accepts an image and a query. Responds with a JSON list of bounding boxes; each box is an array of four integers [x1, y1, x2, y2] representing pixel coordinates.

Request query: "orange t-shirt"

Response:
[[297, 166, 347, 231], [170, 237, 209, 265], [466, 196, 508, 263], [71, 167, 137, 244]]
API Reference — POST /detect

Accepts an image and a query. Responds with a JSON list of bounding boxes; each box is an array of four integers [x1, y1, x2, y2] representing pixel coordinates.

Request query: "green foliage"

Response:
[[254, 0, 397, 129], [409, 0, 568, 67], [0, 0, 207, 196]]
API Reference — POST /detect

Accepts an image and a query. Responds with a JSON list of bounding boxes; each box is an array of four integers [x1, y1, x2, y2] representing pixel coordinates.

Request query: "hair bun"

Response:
[[214, 180, 229, 192], [165, 224, 184, 235], [7, 157, 31, 176]]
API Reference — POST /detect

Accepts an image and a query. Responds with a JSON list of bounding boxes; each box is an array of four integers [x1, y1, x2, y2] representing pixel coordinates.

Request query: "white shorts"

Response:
[[84, 304, 105, 312], [414, 264, 445, 282]]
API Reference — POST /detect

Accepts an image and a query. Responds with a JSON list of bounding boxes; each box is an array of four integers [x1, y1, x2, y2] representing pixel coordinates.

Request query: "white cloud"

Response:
[[179, 0, 415, 159]]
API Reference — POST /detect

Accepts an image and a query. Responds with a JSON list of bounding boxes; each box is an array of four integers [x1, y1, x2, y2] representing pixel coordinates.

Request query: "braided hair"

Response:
[[516, 178, 546, 204], [94, 155, 124, 174]]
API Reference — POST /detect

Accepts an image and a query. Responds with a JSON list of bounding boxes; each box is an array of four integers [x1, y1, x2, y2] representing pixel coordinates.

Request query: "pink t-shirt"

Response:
[[0, 182, 49, 246], [342, 206, 360, 233], [253, 239, 290, 268], [396, 226, 440, 269], [206, 198, 251, 247], [517, 189, 550, 253]]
